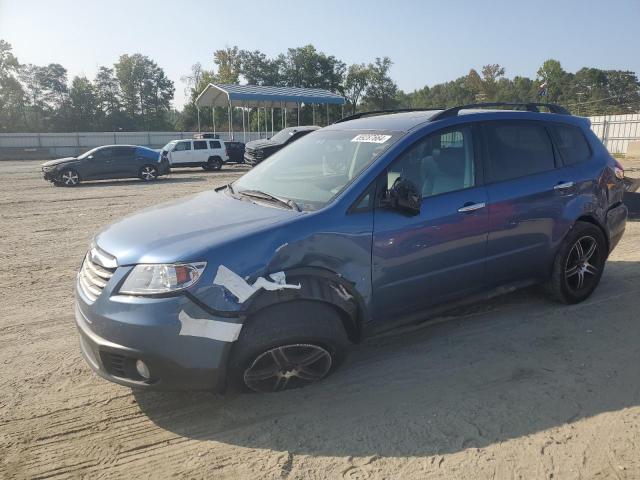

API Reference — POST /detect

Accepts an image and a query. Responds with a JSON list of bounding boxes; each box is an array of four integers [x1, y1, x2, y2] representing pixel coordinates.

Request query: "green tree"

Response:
[[363, 57, 398, 110], [343, 63, 371, 114], [0, 40, 25, 131], [69, 76, 98, 130]]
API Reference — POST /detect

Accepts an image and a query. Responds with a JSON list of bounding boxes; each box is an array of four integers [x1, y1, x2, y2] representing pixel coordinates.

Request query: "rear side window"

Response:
[[549, 124, 591, 166], [209, 140, 221, 149], [483, 121, 555, 182], [193, 141, 207, 150], [174, 141, 192, 151]]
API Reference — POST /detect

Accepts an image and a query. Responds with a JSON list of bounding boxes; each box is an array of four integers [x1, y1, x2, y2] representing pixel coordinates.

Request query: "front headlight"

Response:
[[119, 262, 206, 295]]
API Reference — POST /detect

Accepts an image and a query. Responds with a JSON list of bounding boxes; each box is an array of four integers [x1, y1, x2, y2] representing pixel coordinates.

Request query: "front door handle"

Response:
[[458, 202, 486, 213], [554, 181, 575, 190]]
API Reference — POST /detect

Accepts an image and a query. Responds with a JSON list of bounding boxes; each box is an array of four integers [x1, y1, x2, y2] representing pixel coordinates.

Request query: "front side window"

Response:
[[174, 141, 192, 151], [549, 124, 591, 166], [483, 121, 555, 182], [233, 129, 401, 211], [193, 140, 207, 150], [386, 126, 476, 197]]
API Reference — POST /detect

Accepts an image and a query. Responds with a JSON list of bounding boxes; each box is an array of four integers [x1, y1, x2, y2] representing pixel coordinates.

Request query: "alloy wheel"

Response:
[[243, 344, 332, 393], [61, 170, 79, 186], [564, 235, 600, 292], [141, 166, 157, 181]]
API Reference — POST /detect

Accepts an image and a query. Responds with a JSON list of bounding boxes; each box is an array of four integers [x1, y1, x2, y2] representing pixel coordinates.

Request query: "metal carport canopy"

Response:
[[195, 83, 345, 109]]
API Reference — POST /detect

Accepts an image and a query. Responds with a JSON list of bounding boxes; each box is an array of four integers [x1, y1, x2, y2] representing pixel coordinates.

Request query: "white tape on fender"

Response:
[[178, 311, 242, 342], [213, 265, 301, 303]]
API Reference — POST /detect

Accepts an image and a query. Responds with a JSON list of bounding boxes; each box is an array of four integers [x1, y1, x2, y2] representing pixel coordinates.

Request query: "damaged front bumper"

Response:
[[75, 274, 241, 391]]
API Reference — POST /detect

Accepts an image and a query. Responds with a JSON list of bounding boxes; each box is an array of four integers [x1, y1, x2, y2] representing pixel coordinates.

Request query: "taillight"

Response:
[[613, 158, 624, 180]]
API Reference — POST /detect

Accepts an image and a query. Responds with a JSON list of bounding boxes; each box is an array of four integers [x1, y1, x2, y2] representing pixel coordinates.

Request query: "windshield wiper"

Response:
[[238, 189, 301, 212]]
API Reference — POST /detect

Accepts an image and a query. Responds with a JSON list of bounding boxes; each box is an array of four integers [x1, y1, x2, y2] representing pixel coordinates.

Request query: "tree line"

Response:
[[1, 39, 639, 133]]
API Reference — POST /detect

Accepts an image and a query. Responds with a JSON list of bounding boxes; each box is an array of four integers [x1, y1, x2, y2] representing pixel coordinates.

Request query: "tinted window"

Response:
[[209, 140, 221, 149], [483, 122, 555, 182], [194, 140, 207, 150], [92, 147, 112, 159], [387, 126, 475, 197], [550, 124, 591, 166], [174, 141, 192, 151]]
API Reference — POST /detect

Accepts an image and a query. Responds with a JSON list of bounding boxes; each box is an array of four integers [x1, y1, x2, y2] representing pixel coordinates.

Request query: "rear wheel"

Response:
[[59, 169, 80, 187], [206, 157, 223, 171], [228, 301, 349, 393], [139, 165, 158, 181], [546, 221, 607, 304]]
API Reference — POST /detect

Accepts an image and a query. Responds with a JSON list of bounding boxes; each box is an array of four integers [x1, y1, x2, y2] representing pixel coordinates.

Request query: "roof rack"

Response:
[[334, 108, 445, 124], [430, 102, 570, 121]]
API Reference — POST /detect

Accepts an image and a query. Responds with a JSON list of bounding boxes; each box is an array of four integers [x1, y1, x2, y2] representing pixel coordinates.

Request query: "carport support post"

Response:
[[242, 106, 246, 143], [341, 105, 344, 118], [197, 106, 201, 133], [326, 104, 329, 126], [312, 104, 315, 125], [248, 109, 251, 141], [297, 102, 300, 126], [264, 107, 268, 136], [227, 102, 232, 141], [212, 106, 216, 134], [271, 108, 274, 137]]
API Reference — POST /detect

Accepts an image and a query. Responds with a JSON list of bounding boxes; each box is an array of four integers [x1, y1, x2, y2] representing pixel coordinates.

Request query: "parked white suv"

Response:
[[161, 139, 229, 171]]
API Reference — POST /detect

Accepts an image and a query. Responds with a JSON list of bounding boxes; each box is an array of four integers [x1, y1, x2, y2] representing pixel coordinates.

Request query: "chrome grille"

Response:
[[78, 246, 117, 303]]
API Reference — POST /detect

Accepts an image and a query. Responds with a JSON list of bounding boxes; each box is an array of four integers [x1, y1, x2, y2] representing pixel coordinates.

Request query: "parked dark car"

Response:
[[42, 145, 169, 186], [224, 141, 246, 163], [75, 103, 627, 394], [244, 126, 319, 166]]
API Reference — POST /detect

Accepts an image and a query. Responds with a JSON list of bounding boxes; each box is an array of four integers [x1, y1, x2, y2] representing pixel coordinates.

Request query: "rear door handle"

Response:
[[554, 181, 575, 190], [458, 202, 486, 213]]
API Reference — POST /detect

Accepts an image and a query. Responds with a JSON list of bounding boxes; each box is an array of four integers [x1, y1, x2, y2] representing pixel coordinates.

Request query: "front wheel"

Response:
[[58, 169, 80, 187], [546, 221, 607, 304], [139, 165, 158, 181], [228, 301, 349, 393]]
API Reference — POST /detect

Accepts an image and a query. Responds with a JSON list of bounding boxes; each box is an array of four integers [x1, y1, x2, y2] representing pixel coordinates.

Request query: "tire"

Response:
[[546, 221, 607, 304], [139, 165, 158, 181], [228, 301, 349, 393], [58, 168, 80, 187], [207, 157, 223, 171]]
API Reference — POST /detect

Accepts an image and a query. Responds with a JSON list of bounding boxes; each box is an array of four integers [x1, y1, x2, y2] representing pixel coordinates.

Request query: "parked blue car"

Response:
[[75, 103, 627, 393]]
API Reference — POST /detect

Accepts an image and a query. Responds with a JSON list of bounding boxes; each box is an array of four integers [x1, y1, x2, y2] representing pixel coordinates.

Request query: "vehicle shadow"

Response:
[[75, 177, 207, 188], [133, 259, 640, 458]]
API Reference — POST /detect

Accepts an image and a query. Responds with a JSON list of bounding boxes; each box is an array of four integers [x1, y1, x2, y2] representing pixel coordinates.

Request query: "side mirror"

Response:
[[387, 177, 422, 215]]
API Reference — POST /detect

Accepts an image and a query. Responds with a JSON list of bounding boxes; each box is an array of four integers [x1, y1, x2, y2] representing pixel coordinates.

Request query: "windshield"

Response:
[[162, 140, 177, 152], [233, 129, 401, 211], [269, 128, 295, 143], [77, 147, 101, 159]]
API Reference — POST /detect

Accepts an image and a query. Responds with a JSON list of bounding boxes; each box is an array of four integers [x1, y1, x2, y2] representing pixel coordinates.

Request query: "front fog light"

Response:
[[136, 360, 150, 380]]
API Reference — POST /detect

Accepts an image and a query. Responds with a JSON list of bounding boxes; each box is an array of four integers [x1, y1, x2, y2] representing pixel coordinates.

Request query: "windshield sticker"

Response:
[[351, 134, 392, 144]]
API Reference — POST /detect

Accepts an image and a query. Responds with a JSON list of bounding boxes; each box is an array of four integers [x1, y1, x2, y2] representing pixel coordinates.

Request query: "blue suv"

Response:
[[75, 103, 627, 393]]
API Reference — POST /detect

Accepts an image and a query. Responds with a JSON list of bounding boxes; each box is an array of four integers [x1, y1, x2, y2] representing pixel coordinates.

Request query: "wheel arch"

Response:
[[241, 267, 365, 343], [573, 214, 610, 253]]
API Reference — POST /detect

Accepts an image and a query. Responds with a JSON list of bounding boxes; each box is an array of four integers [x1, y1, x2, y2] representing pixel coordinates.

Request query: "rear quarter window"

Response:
[[549, 124, 591, 166], [483, 121, 556, 183], [209, 141, 221, 149]]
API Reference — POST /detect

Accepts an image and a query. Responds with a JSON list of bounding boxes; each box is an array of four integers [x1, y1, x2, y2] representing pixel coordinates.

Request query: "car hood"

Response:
[[245, 139, 281, 150], [95, 189, 298, 265], [42, 157, 77, 167]]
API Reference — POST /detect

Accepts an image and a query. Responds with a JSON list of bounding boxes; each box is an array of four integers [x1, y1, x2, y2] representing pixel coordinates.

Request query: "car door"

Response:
[[372, 124, 489, 323], [111, 146, 137, 177], [481, 120, 575, 286], [193, 140, 208, 163], [169, 140, 192, 165], [83, 147, 113, 179]]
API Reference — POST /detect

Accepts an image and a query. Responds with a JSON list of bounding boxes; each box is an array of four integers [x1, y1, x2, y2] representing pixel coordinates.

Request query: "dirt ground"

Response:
[[0, 160, 639, 480]]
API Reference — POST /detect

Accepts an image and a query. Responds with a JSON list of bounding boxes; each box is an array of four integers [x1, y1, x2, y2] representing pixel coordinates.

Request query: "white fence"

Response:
[[2, 112, 640, 159], [0, 131, 266, 159], [590, 113, 640, 154]]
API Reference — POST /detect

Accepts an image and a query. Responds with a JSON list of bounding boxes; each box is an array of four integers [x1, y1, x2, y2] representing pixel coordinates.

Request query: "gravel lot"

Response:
[[1, 160, 639, 479]]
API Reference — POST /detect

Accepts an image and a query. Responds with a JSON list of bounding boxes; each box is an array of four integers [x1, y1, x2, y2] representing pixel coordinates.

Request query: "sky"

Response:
[[1, 0, 639, 109]]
